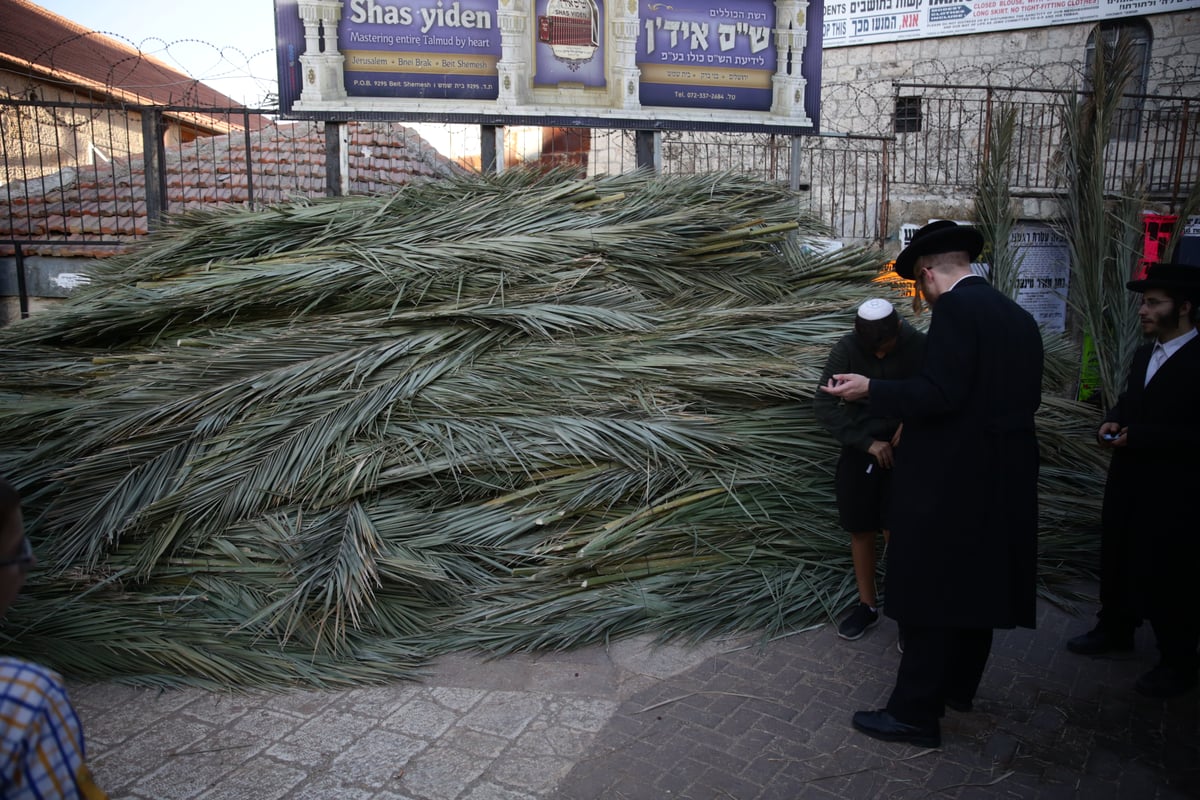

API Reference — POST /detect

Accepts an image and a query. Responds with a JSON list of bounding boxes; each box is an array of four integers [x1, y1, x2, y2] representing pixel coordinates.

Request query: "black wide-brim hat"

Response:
[[1126, 261, 1200, 294], [894, 220, 984, 280]]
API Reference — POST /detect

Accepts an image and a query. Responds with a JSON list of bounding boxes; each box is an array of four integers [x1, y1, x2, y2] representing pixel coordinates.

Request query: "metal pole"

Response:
[[325, 121, 350, 197], [14, 242, 29, 320], [242, 109, 256, 210], [789, 135, 804, 192], [141, 109, 167, 230]]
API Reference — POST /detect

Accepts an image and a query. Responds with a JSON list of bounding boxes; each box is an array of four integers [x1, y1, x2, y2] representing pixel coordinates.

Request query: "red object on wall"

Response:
[[1139, 213, 1177, 279]]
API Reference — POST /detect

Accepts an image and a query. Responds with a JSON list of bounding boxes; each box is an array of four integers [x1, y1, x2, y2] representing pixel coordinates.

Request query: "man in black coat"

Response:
[[1065, 262, 1200, 698], [820, 220, 1044, 747]]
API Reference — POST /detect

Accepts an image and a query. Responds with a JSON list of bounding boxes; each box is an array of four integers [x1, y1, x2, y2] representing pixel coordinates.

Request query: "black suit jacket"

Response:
[[869, 275, 1044, 629]]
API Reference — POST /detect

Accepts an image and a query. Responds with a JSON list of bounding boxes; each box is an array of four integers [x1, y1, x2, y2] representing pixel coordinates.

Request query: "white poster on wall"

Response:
[[1180, 215, 1200, 267], [1010, 223, 1070, 332]]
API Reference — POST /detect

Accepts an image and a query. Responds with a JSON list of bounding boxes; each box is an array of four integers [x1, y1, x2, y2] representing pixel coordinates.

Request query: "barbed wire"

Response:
[[10, 29, 278, 107]]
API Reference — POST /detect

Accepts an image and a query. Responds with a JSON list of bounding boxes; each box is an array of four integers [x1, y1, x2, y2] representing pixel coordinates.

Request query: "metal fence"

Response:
[[0, 100, 892, 255], [3, 84, 1198, 261], [892, 82, 1199, 203], [641, 129, 887, 242]]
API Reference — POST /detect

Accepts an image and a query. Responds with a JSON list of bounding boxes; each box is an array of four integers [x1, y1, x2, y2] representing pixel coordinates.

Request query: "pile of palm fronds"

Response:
[[0, 169, 1107, 688]]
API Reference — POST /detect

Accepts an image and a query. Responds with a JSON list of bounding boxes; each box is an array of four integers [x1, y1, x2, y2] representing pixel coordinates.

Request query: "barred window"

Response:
[[894, 96, 922, 134]]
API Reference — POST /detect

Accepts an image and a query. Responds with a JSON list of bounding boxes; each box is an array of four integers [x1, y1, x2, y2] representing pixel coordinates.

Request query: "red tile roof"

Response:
[[0, 0, 264, 132], [1, 120, 467, 257]]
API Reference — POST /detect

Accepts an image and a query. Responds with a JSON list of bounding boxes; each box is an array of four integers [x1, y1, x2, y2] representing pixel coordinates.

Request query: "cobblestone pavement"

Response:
[[70, 588, 1199, 799]]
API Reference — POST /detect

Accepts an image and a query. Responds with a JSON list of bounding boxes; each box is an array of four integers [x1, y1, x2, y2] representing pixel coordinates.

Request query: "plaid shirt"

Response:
[[1, 657, 107, 799]]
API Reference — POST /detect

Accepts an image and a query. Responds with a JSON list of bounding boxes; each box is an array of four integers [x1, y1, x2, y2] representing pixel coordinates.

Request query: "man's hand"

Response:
[[820, 373, 870, 402], [867, 440, 894, 469], [1098, 421, 1128, 448]]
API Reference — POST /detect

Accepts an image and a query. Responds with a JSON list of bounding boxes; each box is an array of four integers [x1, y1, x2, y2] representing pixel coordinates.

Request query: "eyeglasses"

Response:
[[0, 535, 34, 570], [1140, 297, 1173, 309]]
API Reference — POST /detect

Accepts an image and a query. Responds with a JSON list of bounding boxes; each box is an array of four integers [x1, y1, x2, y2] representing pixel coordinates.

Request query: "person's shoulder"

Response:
[[956, 277, 1008, 302], [825, 330, 859, 357], [933, 283, 979, 314], [1178, 331, 1200, 354], [1, 656, 67, 704], [954, 280, 1031, 315]]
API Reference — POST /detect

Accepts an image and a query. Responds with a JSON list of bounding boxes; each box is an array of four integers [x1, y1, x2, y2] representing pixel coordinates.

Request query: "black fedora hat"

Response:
[[1126, 261, 1200, 293], [894, 220, 984, 280]]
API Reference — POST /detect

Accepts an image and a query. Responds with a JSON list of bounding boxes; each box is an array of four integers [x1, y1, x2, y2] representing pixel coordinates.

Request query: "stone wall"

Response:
[[819, 11, 1200, 253], [822, 11, 1199, 137]]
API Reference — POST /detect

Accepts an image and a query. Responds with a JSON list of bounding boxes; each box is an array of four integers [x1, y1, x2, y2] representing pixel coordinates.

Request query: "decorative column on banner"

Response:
[[496, 0, 530, 106], [771, 0, 811, 125], [297, 0, 347, 102], [608, 0, 642, 110]]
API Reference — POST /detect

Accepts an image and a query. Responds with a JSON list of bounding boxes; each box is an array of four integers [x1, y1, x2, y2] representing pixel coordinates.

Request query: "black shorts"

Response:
[[834, 446, 892, 533]]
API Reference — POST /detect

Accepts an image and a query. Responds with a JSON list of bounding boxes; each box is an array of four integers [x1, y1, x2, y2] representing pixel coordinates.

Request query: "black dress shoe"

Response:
[[852, 709, 941, 747], [1066, 626, 1134, 655], [1135, 666, 1199, 699]]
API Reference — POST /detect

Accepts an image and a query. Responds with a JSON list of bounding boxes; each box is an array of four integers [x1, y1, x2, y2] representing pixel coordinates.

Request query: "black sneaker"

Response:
[[838, 603, 879, 640]]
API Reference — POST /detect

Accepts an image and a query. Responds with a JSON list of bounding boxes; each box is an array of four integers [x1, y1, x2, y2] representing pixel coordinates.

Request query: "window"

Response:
[[1085, 19, 1151, 140], [894, 96, 922, 134]]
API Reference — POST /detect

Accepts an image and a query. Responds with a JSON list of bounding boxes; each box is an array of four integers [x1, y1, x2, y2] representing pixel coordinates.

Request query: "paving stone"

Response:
[[383, 695, 462, 738], [92, 717, 216, 793], [290, 779, 377, 800], [981, 731, 1020, 767], [187, 758, 308, 800], [265, 710, 377, 764], [66, 589, 1194, 800], [396, 745, 489, 798], [229, 707, 306, 744], [329, 728, 426, 789], [460, 782, 539, 800]]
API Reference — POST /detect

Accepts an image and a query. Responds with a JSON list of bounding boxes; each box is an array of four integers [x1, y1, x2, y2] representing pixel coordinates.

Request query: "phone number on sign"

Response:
[[673, 90, 736, 101]]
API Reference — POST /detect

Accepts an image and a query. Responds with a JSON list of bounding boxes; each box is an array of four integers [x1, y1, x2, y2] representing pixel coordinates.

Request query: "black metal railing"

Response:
[[892, 83, 1198, 202], [3, 86, 1197, 264]]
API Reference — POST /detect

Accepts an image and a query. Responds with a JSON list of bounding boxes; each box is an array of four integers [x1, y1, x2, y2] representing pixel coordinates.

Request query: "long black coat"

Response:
[[1102, 333, 1200, 617], [869, 276, 1044, 629]]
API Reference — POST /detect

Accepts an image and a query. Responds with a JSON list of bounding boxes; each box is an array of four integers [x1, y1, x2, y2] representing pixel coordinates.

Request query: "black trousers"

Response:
[[886, 625, 993, 727], [1096, 520, 1140, 635]]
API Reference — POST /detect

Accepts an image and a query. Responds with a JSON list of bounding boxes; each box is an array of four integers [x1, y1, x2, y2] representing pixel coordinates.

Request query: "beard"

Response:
[[1143, 302, 1183, 338]]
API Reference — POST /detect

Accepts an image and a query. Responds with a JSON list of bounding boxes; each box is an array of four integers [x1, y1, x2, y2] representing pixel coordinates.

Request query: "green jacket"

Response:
[[813, 319, 926, 452]]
